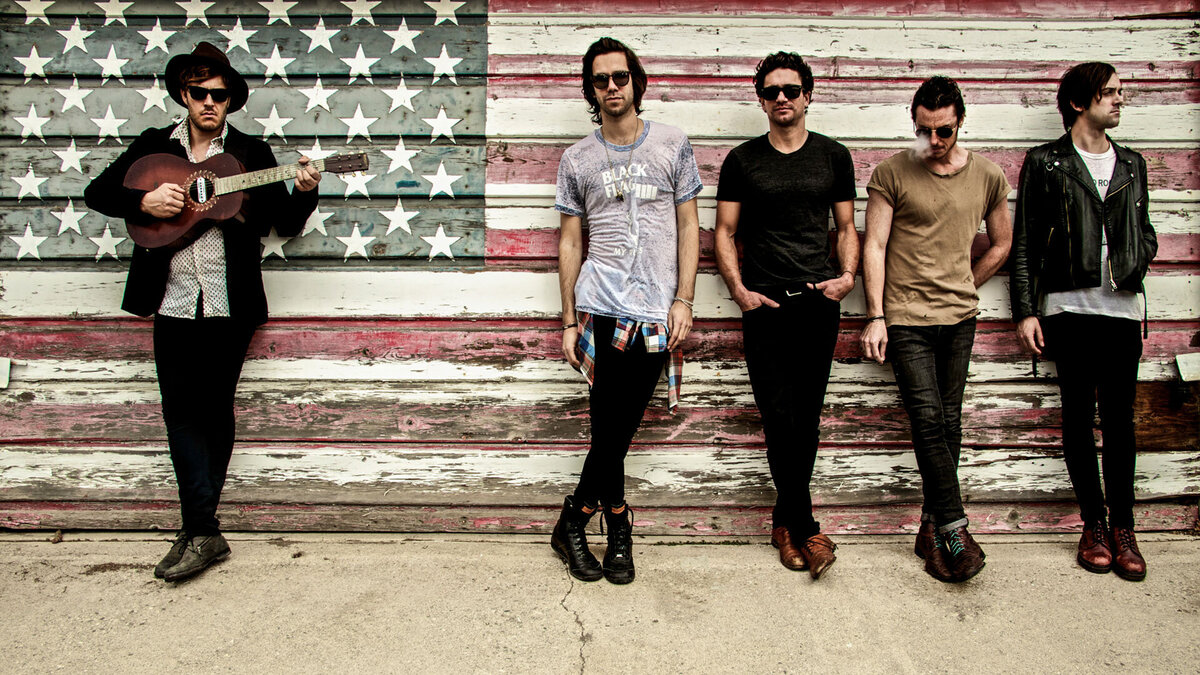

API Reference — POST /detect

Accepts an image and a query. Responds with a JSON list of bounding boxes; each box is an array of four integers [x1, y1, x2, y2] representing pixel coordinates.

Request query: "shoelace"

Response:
[[1087, 521, 1109, 545], [1114, 528, 1140, 553], [943, 530, 966, 557]]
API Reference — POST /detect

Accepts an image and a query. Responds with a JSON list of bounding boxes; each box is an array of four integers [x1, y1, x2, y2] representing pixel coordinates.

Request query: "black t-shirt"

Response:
[[716, 132, 857, 291]]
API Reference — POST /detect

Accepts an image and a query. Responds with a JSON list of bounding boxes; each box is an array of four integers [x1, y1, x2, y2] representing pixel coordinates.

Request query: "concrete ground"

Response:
[[0, 531, 1197, 674]]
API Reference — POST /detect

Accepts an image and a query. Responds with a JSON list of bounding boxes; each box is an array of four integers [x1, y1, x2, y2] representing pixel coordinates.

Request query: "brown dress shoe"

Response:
[[1111, 526, 1146, 581], [1076, 520, 1112, 574], [914, 521, 936, 559], [771, 526, 807, 570], [799, 533, 837, 580], [943, 526, 986, 582]]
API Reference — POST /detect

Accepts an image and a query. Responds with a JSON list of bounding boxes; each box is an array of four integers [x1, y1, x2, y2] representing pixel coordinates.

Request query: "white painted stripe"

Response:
[[1, 270, 1195, 320], [486, 99, 1200, 143], [488, 17, 1198, 62]]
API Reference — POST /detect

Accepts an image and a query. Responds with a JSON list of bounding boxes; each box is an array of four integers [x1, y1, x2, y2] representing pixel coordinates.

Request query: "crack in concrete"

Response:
[[559, 576, 587, 674]]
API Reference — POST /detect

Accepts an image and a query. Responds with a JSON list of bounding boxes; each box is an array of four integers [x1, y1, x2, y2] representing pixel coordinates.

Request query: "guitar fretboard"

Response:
[[214, 158, 331, 195]]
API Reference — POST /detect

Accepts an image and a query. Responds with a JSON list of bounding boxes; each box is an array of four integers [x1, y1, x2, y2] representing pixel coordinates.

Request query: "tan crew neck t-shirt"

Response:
[[867, 150, 1010, 326]]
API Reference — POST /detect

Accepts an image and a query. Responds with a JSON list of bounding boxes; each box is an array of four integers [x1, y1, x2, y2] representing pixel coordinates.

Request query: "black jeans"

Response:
[[887, 317, 976, 530], [154, 314, 256, 535], [1042, 313, 1141, 528], [573, 314, 670, 508], [741, 288, 840, 538]]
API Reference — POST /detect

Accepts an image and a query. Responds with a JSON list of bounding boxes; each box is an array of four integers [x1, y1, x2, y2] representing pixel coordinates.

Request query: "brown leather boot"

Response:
[[1111, 526, 1146, 581], [799, 533, 837, 580], [771, 526, 807, 570], [1076, 520, 1112, 574], [942, 526, 986, 582]]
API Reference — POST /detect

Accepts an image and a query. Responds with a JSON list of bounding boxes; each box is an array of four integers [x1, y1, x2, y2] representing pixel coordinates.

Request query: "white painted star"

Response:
[[257, 44, 295, 84], [14, 104, 51, 143], [16, 0, 53, 24], [301, 138, 336, 161], [341, 171, 376, 198], [384, 18, 420, 53], [93, 45, 130, 84], [424, 43, 462, 85], [89, 225, 126, 260], [176, 0, 214, 25], [12, 164, 48, 200], [53, 139, 91, 174], [302, 206, 333, 236], [139, 18, 174, 54], [56, 77, 93, 113], [299, 17, 339, 53], [382, 137, 420, 174], [424, 0, 465, 25], [340, 44, 379, 84], [138, 76, 169, 112], [340, 104, 378, 143], [380, 198, 418, 236], [53, 199, 88, 235], [260, 227, 291, 260], [219, 18, 256, 53], [97, 0, 134, 25], [423, 106, 461, 143], [58, 18, 95, 54], [421, 224, 459, 259], [258, 0, 297, 25], [9, 224, 48, 260], [254, 104, 292, 140], [422, 161, 462, 199], [16, 45, 52, 83], [336, 223, 375, 260], [383, 76, 421, 112], [299, 76, 337, 112], [92, 105, 128, 144], [341, 0, 380, 24]]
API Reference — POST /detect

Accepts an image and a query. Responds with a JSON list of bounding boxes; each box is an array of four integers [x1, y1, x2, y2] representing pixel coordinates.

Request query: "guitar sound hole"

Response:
[[189, 177, 215, 204]]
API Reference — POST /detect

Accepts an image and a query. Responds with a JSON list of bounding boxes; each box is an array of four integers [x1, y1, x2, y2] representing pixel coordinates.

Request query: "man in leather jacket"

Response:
[[1009, 62, 1157, 582]]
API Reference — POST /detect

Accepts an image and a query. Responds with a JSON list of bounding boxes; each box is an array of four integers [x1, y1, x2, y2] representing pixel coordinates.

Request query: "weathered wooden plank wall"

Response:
[[0, 0, 1196, 534]]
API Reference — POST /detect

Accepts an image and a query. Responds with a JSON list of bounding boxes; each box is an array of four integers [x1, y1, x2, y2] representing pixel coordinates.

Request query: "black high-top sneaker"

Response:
[[550, 496, 603, 581]]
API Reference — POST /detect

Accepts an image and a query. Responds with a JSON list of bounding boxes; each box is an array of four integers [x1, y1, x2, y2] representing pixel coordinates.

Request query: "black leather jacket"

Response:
[[1009, 133, 1157, 322]]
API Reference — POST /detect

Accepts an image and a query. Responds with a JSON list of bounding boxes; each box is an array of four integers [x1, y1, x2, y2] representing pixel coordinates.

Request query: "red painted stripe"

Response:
[[487, 143, 1200, 192], [488, 55, 1200, 83], [489, 0, 1197, 19]]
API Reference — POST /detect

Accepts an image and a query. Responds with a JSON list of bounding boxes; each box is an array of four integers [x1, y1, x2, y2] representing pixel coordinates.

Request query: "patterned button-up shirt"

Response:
[[577, 312, 684, 412], [158, 120, 232, 319]]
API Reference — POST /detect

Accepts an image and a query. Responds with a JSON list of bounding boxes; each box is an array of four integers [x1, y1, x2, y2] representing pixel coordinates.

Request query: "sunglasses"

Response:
[[758, 84, 805, 100], [915, 125, 957, 139], [591, 70, 631, 89], [187, 85, 231, 104]]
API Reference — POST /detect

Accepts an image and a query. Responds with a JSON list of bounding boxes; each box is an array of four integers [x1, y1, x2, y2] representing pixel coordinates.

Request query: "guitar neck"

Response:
[[214, 158, 330, 195]]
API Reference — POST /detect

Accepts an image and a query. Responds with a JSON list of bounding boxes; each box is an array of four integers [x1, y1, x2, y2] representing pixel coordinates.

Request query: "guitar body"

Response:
[[123, 153, 247, 251]]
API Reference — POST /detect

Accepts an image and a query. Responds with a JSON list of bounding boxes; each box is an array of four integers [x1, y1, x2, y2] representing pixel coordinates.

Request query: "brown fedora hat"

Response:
[[165, 41, 249, 113]]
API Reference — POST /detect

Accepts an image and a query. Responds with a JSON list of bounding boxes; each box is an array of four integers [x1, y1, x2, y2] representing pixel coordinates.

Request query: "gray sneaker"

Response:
[[153, 530, 190, 579], [162, 534, 231, 582]]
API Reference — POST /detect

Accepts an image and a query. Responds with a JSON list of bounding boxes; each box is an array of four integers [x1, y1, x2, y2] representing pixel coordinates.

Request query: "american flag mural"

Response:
[[0, 0, 1197, 533]]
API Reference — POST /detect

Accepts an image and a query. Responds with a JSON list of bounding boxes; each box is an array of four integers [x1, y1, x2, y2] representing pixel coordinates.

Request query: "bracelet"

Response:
[[562, 322, 578, 330], [866, 315, 886, 322], [673, 297, 694, 309]]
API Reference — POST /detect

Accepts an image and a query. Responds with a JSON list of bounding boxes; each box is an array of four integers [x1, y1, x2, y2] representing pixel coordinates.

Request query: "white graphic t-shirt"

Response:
[[555, 121, 703, 323]]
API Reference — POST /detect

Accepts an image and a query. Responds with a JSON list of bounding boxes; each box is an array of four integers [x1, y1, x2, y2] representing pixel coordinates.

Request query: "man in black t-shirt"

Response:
[[715, 52, 859, 579]]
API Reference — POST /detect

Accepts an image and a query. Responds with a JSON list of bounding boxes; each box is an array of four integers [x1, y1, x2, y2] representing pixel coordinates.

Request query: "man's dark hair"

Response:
[[911, 76, 965, 122], [1057, 61, 1117, 130], [753, 52, 814, 97], [581, 37, 647, 126], [178, 64, 218, 91]]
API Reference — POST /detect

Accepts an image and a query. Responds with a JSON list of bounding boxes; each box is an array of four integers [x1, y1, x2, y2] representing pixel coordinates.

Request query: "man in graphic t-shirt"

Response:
[[715, 52, 858, 580], [549, 37, 702, 585], [1010, 62, 1157, 581], [859, 76, 1012, 583]]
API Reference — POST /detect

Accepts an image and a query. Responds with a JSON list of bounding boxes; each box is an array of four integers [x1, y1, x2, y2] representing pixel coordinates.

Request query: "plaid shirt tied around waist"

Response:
[[577, 312, 684, 412]]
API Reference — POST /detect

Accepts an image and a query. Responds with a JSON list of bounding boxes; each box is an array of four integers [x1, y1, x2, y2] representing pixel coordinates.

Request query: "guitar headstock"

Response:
[[323, 153, 370, 174]]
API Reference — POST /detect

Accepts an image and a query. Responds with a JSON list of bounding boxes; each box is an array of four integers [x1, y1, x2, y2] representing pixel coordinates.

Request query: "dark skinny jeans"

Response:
[[741, 288, 840, 539], [887, 317, 976, 530], [1041, 313, 1141, 528]]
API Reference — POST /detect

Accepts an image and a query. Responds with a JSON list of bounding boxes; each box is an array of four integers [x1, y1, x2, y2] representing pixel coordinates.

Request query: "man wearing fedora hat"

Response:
[[85, 42, 322, 582]]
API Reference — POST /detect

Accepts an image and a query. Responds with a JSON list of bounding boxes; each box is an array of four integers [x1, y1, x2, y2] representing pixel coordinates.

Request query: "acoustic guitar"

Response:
[[121, 152, 369, 250]]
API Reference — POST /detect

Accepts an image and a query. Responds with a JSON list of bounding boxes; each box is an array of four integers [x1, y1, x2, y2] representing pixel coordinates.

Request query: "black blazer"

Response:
[[84, 124, 319, 325]]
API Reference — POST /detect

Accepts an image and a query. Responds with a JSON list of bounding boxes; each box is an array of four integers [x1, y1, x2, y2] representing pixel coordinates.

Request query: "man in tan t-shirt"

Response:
[[859, 76, 1012, 583]]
